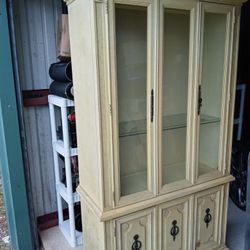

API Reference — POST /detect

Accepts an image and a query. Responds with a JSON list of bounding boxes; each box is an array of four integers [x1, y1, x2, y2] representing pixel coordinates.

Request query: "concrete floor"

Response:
[[227, 198, 246, 250], [40, 226, 82, 250]]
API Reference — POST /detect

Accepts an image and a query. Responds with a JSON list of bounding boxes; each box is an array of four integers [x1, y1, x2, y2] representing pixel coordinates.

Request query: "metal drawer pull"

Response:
[[170, 220, 180, 241], [204, 208, 212, 228], [132, 234, 142, 250]]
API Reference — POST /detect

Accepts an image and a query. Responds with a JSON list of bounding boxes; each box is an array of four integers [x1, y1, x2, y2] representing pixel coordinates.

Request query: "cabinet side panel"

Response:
[[221, 183, 229, 244], [226, 7, 241, 174], [81, 201, 106, 250], [68, 0, 102, 207]]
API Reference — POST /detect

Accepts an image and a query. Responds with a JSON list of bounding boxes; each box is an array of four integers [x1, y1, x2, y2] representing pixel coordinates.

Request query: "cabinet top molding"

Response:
[[65, 0, 247, 6]]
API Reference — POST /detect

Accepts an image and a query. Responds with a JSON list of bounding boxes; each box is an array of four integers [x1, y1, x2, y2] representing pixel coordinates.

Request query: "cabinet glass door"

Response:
[[159, 3, 195, 189], [114, 2, 154, 199], [198, 4, 234, 177]]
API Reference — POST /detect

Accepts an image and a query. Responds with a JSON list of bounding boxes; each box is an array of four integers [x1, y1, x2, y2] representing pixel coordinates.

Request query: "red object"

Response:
[[68, 112, 76, 122]]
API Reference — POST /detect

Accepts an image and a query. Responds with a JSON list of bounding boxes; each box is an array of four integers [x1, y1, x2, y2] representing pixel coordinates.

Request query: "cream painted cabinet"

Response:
[[115, 208, 155, 250], [158, 197, 191, 250], [66, 0, 245, 249], [194, 186, 223, 250]]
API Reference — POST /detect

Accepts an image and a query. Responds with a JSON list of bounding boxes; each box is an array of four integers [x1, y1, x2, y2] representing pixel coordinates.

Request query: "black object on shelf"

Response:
[[75, 211, 82, 232], [62, 0, 68, 14], [60, 159, 79, 193], [57, 125, 63, 141], [69, 122, 77, 148], [49, 61, 72, 82], [230, 141, 248, 211], [56, 123, 77, 149], [50, 81, 73, 100]]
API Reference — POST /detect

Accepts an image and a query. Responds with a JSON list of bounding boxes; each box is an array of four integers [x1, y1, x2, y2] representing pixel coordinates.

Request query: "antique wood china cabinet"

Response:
[[65, 0, 246, 249]]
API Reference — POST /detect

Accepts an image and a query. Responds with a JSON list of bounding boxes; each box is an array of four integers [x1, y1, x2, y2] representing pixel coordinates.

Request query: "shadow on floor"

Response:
[[227, 198, 246, 250]]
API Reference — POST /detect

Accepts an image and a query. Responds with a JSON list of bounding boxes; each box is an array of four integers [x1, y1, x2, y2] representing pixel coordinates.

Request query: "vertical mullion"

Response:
[[186, 3, 199, 185], [194, 2, 204, 182], [153, 0, 160, 196], [147, 2, 152, 194], [147, 1, 157, 196], [191, 2, 202, 184], [219, 8, 234, 175], [226, 6, 241, 176], [109, 1, 120, 205], [157, 0, 164, 193]]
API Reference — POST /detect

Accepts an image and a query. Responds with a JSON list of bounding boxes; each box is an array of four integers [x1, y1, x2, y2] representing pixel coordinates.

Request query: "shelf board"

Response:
[[119, 113, 220, 137], [56, 183, 80, 204], [48, 94, 74, 108], [53, 140, 78, 157], [59, 219, 83, 247]]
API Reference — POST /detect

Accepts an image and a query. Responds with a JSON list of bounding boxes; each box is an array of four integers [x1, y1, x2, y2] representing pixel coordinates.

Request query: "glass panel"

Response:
[[162, 9, 190, 185], [198, 12, 227, 176], [115, 5, 148, 196]]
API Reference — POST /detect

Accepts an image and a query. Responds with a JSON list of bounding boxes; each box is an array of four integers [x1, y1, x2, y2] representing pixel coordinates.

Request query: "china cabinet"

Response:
[[65, 0, 246, 249]]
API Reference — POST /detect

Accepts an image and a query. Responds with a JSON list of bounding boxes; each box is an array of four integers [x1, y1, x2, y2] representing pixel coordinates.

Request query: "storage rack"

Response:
[[49, 95, 82, 247]]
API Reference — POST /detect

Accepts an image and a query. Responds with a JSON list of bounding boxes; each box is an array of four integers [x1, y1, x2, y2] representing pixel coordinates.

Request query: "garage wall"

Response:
[[13, 0, 61, 217]]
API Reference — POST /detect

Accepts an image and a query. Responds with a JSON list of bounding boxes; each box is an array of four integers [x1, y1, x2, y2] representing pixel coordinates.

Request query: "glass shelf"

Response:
[[121, 162, 217, 195], [198, 162, 217, 176], [119, 114, 220, 137], [162, 162, 186, 184], [121, 170, 147, 196]]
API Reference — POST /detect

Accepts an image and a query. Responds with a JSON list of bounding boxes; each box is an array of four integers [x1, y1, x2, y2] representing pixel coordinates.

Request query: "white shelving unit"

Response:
[[48, 95, 83, 248]]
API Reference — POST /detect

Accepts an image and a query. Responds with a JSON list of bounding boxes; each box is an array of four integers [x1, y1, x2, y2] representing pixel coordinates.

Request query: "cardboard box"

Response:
[[57, 14, 71, 61]]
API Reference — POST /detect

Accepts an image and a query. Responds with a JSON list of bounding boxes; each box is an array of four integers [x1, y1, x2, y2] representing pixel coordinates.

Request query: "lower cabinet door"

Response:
[[159, 197, 191, 250], [115, 208, 155, 250], [194, 186, 222, 250]]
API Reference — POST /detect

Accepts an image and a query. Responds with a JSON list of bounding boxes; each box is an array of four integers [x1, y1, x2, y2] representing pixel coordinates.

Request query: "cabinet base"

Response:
[[214, 245, 229, 250], [197, 244, 228, 250]]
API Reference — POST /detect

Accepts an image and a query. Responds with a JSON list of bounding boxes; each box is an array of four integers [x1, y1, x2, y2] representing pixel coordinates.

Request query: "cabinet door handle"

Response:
[[198, 85, 203, 115], [132, 234, 142, 250], [170, 220, 180, 241], [204, 208, 212, 228], [151, 89, 154, 122]]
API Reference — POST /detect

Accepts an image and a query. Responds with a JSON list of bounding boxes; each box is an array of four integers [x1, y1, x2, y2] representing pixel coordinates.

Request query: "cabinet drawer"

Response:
[[159, 197, 191, 250], [194, 186, 222, 250], [115, 208, 155, 250]]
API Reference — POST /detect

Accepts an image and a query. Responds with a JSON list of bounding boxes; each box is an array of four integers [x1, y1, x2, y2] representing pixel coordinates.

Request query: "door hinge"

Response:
[[109, 104, 112, 114], [106, 1, 108, 14], [235, 7, 240, 24], [112, 223, 117, 250], [151, 89, 154, 122], [112, 191, 115, 206], [113, 223, 116, 238]]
